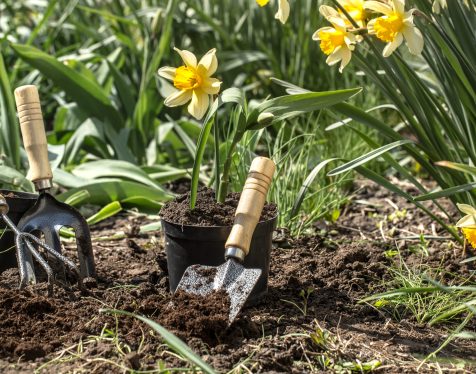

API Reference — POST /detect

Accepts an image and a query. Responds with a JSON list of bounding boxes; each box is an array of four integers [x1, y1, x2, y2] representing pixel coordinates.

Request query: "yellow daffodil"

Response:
[[256, 0, 290, 24], [313, 6, 362, 73], [337, 0, 367, 26], [365, 0, 424, 57], [158, 48, 222, 120], [456, 203, 476, 248]]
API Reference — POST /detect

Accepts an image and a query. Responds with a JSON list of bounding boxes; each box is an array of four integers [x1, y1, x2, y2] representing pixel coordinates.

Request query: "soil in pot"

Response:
[[160, 187, 277, 297], [160, 187, 278, 226]]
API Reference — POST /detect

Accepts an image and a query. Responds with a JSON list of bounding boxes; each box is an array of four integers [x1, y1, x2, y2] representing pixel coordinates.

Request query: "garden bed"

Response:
[[0, 180, 474, 373]]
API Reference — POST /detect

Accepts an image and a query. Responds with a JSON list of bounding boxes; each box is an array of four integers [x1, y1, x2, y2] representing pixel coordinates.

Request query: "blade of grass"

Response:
[[100, 309, 217, 374]]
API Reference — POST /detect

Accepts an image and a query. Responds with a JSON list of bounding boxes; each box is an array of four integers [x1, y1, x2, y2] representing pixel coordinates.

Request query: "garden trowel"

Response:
[[175, 157, 275, 324]]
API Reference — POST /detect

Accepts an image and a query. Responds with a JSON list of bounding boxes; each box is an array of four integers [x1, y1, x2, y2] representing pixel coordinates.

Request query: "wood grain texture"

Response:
[[225, 157, 275, 256], [14, 85, 52, 184]]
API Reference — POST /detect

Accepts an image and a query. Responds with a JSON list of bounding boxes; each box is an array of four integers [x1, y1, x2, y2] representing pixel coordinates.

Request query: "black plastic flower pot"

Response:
[[162, 214, 277, 302], [0, 189, 38, 273]]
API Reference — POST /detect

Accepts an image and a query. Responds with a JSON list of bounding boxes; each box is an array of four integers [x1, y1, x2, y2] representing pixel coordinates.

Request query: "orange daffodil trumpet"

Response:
[[256, 0, 290, 24], [158, 47, 222, 120], [313, 6, 362, 73], [365, 0, 424, 57]]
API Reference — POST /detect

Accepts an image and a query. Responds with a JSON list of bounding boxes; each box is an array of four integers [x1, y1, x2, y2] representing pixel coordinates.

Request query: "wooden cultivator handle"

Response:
[[225, 157, 275, 260], [14, 85, 52, 190]]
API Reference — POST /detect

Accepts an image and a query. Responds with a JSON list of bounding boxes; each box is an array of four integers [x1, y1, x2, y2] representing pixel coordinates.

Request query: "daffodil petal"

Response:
[[164, 89, 192, 107], [367, 18, 377, 34], [173, 47, 197, 68], [319, 5, 340, 19], [364, 1, 393, 15], [188, 89, 209, 120], [275, 0, 290, 24], [403, 26, 424, 55], [319, 5, 347, 28], [312, 26, 335, 41], [158, 66, 177, 81], [458, 204, 476, 215], [393, 0, 405, 15], [339, 48, 352, 73], [382, 32, 403, 57], [202, 78, 222, 95], [256, 0, 270, 6], [326, 46, 345, 66], [198, 48, 218, 76], [456, 215, 476, 228]]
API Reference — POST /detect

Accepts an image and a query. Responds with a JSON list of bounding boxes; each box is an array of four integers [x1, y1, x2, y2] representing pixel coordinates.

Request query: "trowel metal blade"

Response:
[[176, 259, 261, 324]]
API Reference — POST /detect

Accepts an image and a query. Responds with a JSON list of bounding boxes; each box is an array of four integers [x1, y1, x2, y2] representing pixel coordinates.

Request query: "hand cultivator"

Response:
[[4, 85, 96, 293], [0, 194, 84, 295]]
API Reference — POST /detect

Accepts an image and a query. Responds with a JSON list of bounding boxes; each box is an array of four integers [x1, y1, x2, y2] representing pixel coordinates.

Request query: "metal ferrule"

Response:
[[34, 178, 52, 191], [225, 247, 246, 263]]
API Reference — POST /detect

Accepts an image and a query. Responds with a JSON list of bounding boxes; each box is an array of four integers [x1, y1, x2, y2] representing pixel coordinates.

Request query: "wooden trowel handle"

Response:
[[14, 85, 52, 190], [225, 157, 275, 259]]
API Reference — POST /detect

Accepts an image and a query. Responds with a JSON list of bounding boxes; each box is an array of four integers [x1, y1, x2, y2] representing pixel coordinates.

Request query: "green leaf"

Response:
[[87, 201, 122, 225], [61, 201, 122, 238], [71, 160, 163, 190], [435, 161, 476, 176], [0, 49, 20, 168], [10, 43, 123, 130], [64, 118, 109, 165], [246, 88, 362, 130], [121, 197, 163, 214], [415, 182, 476, 201], [290, 158, 339, 218], [53, 169, 91, 189], [63, 190, 90, 206], [0, 166, 34, 192], [328, 140, 413, 176], [57, 180, 173, 207], [100, 309, 217, 374]]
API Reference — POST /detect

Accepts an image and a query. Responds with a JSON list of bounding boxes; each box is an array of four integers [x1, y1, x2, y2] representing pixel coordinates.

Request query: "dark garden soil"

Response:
[[160, 187, 278, 226], [0, 179, 475, 373]]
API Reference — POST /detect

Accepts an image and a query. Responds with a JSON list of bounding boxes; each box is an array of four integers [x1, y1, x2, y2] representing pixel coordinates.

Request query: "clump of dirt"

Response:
[[159, 290, 231, 344], [160, 187, 277, 226], [0, 280, 89, 361]]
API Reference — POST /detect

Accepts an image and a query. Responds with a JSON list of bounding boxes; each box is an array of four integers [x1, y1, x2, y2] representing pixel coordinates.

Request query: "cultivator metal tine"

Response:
[[13, 220, 36, 288], [23, 236, 55, 295], [68, 217, 96, 279], [1, 198, 86, 294], [42, 228, 66, 278]]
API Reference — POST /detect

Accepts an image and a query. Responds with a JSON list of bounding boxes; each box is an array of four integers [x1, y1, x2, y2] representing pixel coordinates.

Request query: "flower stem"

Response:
[[214, 116, 220, 196], [216, 132, 242, 203]]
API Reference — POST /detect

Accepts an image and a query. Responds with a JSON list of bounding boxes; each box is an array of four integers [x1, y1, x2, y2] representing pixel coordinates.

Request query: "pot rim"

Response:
[[0, 189, 38, 201], [160, 211, 278, 229]]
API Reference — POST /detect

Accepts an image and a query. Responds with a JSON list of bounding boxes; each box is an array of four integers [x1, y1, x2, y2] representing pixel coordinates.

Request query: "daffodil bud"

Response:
[[257, 112, 275, 127]]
